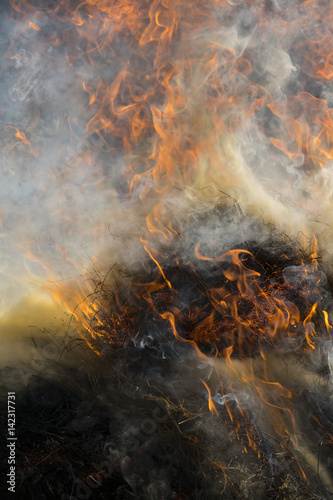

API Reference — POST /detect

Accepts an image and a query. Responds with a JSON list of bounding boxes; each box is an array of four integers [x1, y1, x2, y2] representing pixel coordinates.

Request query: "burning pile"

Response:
[[0, 0, 333, 498]]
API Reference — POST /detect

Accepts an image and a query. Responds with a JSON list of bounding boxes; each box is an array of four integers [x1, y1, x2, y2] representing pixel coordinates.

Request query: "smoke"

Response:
[[1, 0, 332, 308], [1, 0, 333, 498], [0, 0, 123, 315]]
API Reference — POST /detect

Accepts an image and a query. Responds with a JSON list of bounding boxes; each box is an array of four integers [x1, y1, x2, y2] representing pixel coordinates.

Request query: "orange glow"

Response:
[[141, 238, 172, 289], [4, 126, 39, 158], [28, 21, 39, 31], [268, 93, 333, 169], [201, 379, 218, 416], [161, 311, 208, 360], [323, 310, 332, 332]]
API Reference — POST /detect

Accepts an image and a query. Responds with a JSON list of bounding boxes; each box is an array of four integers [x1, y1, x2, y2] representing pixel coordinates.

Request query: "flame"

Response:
[[6, 0, 333, 491], [8, 0, 333, 302], [3, 126, 39, 158], [268, 93, 333, 169], [201, 379, 218, 416], [7, 4, 332, 331], [141, 237, 172, 289], [193, 243, 315, 353]]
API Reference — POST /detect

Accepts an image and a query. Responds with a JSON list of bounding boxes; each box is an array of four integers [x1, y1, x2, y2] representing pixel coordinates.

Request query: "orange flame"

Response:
[[201, 379, 218, 416]]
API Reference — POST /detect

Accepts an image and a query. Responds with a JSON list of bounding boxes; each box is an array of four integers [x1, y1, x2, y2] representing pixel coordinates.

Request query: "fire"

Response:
[[7, 0, 333, 304], [268, 93, 333, 168], [4, 125, 39, 158], [3, 0, 333, 496], [201, 378, 218, 416]]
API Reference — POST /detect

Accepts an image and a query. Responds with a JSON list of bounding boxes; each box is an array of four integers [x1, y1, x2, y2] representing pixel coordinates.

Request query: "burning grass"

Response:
[[1, 213, 332, 499]]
